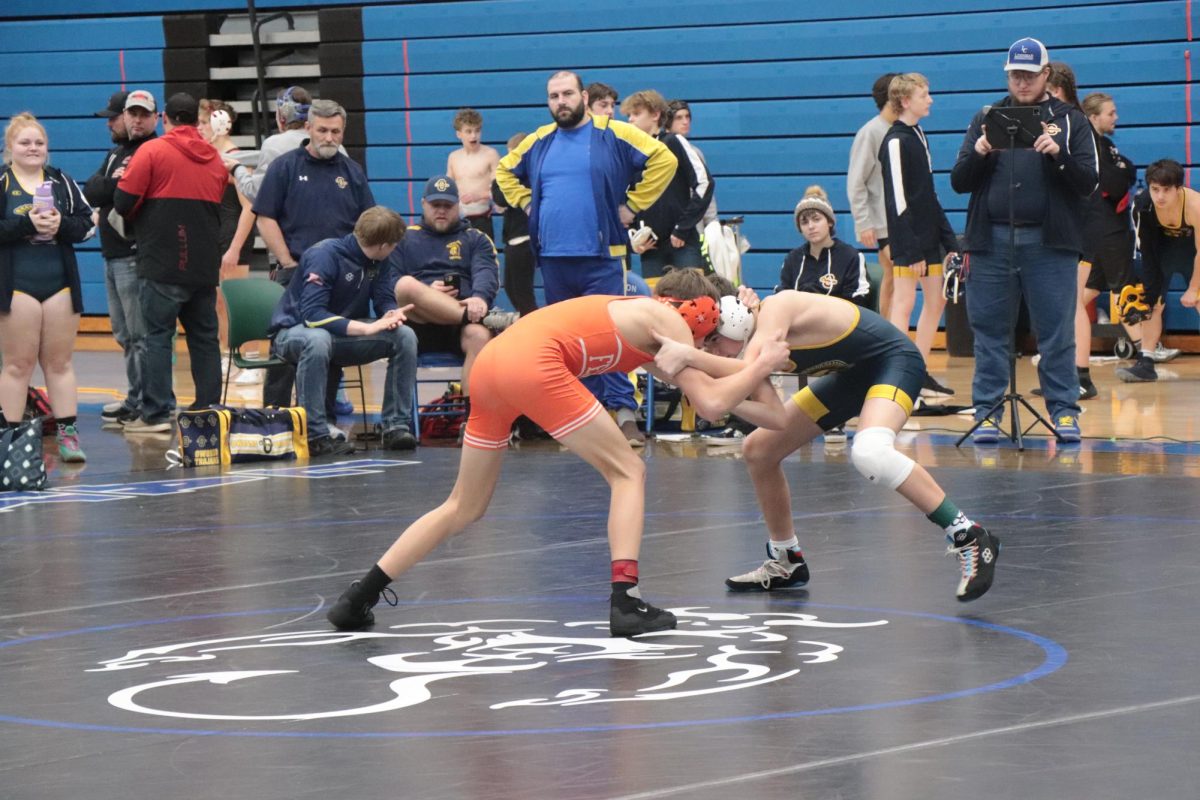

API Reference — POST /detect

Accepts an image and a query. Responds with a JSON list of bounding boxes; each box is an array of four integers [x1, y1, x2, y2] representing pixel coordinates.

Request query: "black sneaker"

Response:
[[1116, 356, 1158, 383], [609, 587, 677, 637], [383, 428, 417, 451], [1033, 380, 1098, 400], [100, 404, 138, 425], [947, 525, 1000, 602], [309, 435, 356, 457], [326, 580, 397, 630], [920, 374, 955, 399], [725, 545, 810, 592]]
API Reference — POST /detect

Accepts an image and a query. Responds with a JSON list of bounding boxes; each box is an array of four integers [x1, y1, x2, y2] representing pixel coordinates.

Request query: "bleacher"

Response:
[[1, 0, 1196, 332]]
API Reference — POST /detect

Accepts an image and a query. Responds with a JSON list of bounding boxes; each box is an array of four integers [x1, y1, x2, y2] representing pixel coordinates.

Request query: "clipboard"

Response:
[[984, 105, 1042, 149]]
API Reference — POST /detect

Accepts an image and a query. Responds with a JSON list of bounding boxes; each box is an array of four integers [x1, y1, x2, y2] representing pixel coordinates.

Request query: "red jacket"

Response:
[[114, 125, 227, 287]]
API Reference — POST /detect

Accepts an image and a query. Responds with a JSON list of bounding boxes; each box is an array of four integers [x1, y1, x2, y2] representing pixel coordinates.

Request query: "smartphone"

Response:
[[444, 273, 461, 290]]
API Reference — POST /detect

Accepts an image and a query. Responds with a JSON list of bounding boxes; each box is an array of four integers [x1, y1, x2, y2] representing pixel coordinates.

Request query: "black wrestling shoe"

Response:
[[725, 545, 809, 592], [1116, 356, 1158, 383], [326, 580, 396, 630], [947, 525, 1000, 602], [609, 587, 677, 637], [309, 435, 357, 457]]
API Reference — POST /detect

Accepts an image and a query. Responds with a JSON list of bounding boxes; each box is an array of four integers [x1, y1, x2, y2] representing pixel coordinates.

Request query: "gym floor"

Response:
[[1, 350, 1198, 799]]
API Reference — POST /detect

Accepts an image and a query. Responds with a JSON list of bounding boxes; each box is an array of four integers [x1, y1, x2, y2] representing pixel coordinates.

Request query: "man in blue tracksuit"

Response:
[[269, 207, 418, 456], [496, 70, 677, 446]]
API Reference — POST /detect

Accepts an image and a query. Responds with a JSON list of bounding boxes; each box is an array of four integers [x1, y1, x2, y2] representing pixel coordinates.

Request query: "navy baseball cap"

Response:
[[1005, 37, 1049, 72], [423, 175, 459, 203]]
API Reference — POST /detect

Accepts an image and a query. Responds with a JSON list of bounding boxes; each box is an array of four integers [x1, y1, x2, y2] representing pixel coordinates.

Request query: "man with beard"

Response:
[[496, 70, 676, 446], [84, 90, 160, 425], [950, 38, 1096, 444], [252, 99, 375, 406], [387, 176, 501, 408]]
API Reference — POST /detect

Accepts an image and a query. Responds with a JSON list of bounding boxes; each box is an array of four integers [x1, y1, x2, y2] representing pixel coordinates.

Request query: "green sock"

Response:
[[927, 498, 972, 534]]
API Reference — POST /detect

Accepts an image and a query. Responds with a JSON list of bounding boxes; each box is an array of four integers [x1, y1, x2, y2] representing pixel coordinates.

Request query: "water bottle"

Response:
[[30, 181, 55, 244]]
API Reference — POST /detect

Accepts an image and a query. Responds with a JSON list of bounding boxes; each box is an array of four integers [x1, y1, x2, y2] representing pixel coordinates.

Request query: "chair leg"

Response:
[[222, 352, 232, 405], [356, 365, 369, 451]]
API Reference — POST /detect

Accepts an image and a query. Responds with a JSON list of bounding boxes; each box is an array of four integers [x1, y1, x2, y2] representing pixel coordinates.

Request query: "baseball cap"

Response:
[[95, 91, 129, 118], [124, 90, 157, 113], [423, 175, 459, 203], [164, 93, 199, 124], [1004, 37, 1049, 72]]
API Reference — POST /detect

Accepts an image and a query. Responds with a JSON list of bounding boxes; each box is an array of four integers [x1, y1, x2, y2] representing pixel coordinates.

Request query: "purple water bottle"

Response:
[[30, 181, 55, 243]]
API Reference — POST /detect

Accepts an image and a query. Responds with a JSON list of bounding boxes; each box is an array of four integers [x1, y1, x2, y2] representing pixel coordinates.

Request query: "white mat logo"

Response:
[[89, 608, 887, 721]]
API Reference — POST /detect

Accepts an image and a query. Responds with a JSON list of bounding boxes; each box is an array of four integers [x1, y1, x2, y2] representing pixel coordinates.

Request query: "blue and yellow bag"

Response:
[[175, 406, 308, 467]]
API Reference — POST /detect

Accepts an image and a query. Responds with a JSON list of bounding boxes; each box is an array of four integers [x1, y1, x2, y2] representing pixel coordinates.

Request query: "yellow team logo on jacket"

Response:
[[335, 176, 348, 189], [1044, 123, 1061, 136], [819, 274, 839, 291], [446, 241, 463, 260]]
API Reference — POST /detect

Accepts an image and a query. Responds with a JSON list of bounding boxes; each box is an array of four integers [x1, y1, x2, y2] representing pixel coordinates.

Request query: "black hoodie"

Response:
[[951, 94, 1097, 254]]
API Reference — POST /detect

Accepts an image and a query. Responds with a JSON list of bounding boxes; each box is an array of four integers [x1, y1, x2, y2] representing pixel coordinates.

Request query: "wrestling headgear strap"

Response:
[[658, 295, 719, 340], [717, 296, 755, 342]]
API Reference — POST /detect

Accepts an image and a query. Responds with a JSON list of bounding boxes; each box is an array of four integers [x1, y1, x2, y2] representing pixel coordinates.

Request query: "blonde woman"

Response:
[[0, 113, 94, 461]]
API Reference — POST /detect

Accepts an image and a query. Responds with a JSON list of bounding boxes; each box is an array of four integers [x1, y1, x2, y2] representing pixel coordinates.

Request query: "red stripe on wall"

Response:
[[403, 39, 415, 222], [1187, 50, 1193, 187]]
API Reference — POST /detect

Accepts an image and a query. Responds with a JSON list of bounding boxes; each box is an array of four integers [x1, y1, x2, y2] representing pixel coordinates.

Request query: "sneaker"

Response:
[[1033, 379, 1098, 400], [947, 525, 1000, 602], [56, 423, 87, 463], [1054, 414, 1081, 443], [823, 426, 847, 443], [1151, 343, 1181, 363], [326, 580, 397, 631], [971, 417, 1000, 445], [725, 547, 810, 592], [124, 417, 172, 434], [328, 423, 349, 442], [102, 400, 125, 414], [383, 428, 417, 451], [609, 588, 677, 637], [333, 394, 354, 417], [308, 435, 356, 457], [619, 419, 646, 448], [920, 374, 955, 399], [101, 405, 139, 426], [1116, 356, 1157, 383], [482, 309, 519, 334], [234, 368, 265, 385]]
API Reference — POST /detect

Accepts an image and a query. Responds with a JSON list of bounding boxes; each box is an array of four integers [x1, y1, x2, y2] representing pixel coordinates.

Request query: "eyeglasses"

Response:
[[1007, 71, 1043, 85]]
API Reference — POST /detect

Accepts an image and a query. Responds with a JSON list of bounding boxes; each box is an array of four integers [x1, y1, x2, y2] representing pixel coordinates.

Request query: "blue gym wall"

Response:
[[0, 0, 1195, 329]]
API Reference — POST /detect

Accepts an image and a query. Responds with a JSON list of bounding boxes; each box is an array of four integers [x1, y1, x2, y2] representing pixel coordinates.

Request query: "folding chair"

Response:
[[220, 278, 288, 405], [412, 351, 467, 442]]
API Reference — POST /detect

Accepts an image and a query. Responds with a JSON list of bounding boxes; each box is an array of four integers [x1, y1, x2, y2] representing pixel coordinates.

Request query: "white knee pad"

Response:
[[850, 427, 915, 490]]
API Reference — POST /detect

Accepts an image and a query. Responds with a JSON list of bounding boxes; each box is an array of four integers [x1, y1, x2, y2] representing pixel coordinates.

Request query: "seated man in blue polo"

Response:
[[386, 175, 509, 416], [269, 206, 419, 456]]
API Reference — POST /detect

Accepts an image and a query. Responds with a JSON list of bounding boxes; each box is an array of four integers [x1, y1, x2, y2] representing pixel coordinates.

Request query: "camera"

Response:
[[444, 273, 461, 291]]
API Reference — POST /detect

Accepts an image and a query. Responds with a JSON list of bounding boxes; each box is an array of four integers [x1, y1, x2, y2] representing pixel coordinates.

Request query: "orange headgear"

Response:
[[657, 295, 719, 340]]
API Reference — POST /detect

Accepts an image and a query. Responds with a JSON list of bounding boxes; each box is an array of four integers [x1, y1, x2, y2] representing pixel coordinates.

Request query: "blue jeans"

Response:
[[273, 323, 417, 439], [965, 225, 1081, 421], [538, 254, 637, 412], [104, 256, 144, 411], [139, 278, 222, 422]]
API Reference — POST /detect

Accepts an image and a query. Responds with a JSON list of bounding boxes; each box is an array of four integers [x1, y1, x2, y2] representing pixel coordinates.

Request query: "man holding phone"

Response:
[[950, 37, 1097, 444], [386, 176, 505, 406]]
